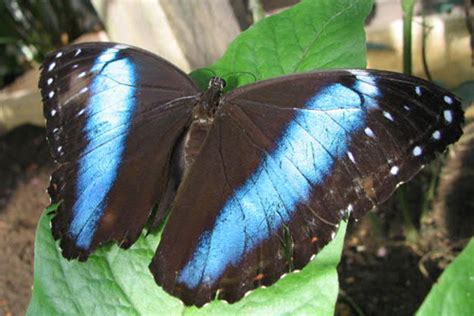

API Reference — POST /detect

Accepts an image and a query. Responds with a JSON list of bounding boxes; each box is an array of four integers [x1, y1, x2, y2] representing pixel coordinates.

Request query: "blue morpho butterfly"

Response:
[[39, 42, 463, 306]]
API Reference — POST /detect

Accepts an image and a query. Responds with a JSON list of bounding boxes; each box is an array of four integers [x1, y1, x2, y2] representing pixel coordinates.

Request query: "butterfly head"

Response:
[[208, 76, 226, 90]]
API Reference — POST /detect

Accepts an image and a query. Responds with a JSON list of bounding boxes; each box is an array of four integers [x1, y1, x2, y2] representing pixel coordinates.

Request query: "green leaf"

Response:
[[28, 212, 347, 315], [28, 213, 183, 316], [416, 239, 474, 316], [191, 0, 372, 89], [28, 0, 373, 314]]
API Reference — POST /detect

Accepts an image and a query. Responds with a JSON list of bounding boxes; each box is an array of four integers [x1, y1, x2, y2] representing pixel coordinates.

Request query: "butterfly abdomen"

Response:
[[180, 119, 213, 171]]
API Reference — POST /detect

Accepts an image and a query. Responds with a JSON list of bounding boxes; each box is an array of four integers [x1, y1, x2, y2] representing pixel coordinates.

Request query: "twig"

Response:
[[338, 289, 366, 316], [464, 0, 473, 66], [402, 0, 417, 75], [421, 14, 434, 81], [248, 0, 265, 23]]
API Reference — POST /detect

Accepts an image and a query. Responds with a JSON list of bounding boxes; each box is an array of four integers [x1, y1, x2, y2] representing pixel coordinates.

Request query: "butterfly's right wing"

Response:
[[39, 42, 199, 260], [151, 69, 463, 306]]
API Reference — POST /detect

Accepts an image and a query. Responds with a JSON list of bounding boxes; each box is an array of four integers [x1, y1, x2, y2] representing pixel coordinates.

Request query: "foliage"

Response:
[[0, 0, 100, 87], [416, 239, 474, 316]]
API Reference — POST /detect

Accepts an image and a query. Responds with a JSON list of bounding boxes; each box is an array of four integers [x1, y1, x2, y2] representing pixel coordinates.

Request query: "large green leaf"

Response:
[[192, 0, 371, 89], [416, 239, 474, 316], [28, 0, 373, 314], [28, 212, 347, 315]]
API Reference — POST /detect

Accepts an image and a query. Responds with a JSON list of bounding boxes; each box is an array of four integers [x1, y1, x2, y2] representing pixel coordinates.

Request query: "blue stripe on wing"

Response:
[[178, 81, 378, 288], [68, 47, 137, 249]]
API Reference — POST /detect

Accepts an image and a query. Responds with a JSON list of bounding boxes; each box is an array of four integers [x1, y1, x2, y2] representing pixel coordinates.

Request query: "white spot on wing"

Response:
[[55, 52, 63, 58], [78, 71, 86, 78], [364, 127, 375, 138], [390, 166, 399, 175], [415, 86, 422, 96], [383, 111, 394, 121], [404, 105, 410, 111], [432, 130, 441, 140], [74, 48, 82, 56], [47, 78, 53, 85], [48, 91, 55, 98], [72, 64, 78, 69], [79, 87, 88, 94], [413, 146, 422, 156], [48, 62, 56, 71], [50, 109, 57, 116], [114, 44, 129, 50], [444, 95, 453, 105], [347, 204, 353, 212], [347, 151, 356, 163], [344, 203, 354, 217], [444, 110, 453, 123], [331, 231, 336, 239]]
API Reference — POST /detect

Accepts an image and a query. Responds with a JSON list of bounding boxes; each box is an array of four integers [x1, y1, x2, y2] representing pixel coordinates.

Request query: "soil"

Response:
[[0, 125, 468, 316], [336, 209, 437, 316], [0, 125, 53, 316]]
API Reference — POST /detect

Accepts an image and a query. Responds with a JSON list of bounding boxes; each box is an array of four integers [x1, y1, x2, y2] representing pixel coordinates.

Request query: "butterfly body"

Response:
[[39, 42, 463, 306], [181, 77, 225, 170], [150, 77, 225, 225]]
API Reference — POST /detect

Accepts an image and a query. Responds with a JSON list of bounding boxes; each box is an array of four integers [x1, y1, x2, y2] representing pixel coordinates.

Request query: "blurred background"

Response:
[[0, 0, 472, 315]]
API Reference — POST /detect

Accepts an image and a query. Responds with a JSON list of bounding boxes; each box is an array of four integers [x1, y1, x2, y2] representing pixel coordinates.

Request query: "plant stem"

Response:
[[400, 0, 419, 244], [367, 212, 384, 238], [421, 14, 433, 81], [399, 186, 419, 243], [339, 289, 366, 316], [463, 0, 473, 66], [402, 0, 417, 75], [249, 0, 265, 24], [421, 161, 441, 217]]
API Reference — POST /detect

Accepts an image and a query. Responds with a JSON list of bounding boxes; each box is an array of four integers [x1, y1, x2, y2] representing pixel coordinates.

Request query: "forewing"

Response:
[[151, 69, 463, 306], [39, 42, 198, 260]]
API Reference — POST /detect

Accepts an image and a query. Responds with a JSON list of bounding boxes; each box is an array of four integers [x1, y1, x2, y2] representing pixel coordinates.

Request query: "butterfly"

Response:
[[39, 42, 463, 306]]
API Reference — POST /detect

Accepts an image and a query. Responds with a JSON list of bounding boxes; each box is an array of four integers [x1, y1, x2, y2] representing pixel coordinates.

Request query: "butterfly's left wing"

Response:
[[39, 43, 199, 260], [150, 69, 463, 306]]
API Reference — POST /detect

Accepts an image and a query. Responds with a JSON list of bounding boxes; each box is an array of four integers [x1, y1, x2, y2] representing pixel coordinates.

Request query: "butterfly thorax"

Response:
[[194, 76, 225, 119]]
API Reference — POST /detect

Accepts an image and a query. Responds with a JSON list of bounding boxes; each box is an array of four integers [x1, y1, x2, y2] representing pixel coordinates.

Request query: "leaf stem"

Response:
[[400, 0, 419, 244], [249, 0, 265, 24], [399, 186, 419, 243], [402, 0, 417, 75], [421, 14, 433, 81]]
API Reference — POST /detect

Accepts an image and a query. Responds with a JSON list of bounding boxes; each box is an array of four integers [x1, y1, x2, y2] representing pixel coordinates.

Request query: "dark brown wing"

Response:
[[150, 69, 463, 306], [39, 42, 199, 260]]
